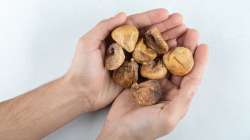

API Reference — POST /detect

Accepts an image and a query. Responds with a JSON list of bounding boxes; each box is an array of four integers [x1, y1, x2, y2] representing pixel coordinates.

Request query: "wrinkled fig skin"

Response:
[[132, 80, 162, 106], [163, 47, 194, 76], [111, 25, 139, 52], [145, 27, 169, 54], [132, 39, 157, 64], [112, 59, 139, 88], [105, 43, 125, 70], [140, 60, 167, 80]]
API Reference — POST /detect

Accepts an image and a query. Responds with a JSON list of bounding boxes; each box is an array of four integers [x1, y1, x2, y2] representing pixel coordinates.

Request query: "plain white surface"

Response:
[[1, 0, 250, 139]]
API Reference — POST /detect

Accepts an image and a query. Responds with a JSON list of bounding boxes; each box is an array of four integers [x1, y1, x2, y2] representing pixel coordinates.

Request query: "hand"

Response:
[[97, 27, 209, 139], [63, 9, 174, 112]]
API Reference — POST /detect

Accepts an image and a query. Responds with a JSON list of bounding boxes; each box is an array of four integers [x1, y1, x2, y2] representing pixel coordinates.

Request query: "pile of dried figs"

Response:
[[105, 25, 194, 106]]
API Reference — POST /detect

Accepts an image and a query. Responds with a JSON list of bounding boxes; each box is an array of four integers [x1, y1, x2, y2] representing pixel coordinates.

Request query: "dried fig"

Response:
[[163, 47, 194, 76], [132, 80, 162, 106], [140, 60, 167, 80], [145, 27, 169, 54], [105, 43, 125, 70], [112, 59, 139, 88], [132, 38, 157, 64], [111, 25, 139, 52]]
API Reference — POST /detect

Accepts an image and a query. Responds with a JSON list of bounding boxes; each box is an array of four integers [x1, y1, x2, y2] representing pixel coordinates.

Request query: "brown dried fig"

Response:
[[112, 59, 139, 88], [140, 60, 167, 80], [111, 25, 139, 52], [105, 43, 125, 70], [132, 80, 162, 106], [163, 47, 194, 76], [132, 38, 157, 64], [145, 27, 169, 54]]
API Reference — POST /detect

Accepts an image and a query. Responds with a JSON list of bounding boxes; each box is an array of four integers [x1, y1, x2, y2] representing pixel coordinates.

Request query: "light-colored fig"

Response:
[[112, 59, 138, 88], [132, 80, 162, 106], [140, 60, 167, 80], [105, 43, 125, 70], [132, 38, 157, 64], [163, 47, 194, 76], [145, 27, 169, 54], [111, 25, 139, 52]]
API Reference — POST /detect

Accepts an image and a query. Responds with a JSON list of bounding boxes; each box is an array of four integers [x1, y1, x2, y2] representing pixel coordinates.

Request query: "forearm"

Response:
[[0, 77, 89, 140]]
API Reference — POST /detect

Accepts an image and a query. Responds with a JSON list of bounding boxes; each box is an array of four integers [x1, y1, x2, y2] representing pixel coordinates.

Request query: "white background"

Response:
[[1, 0, 250, 140]]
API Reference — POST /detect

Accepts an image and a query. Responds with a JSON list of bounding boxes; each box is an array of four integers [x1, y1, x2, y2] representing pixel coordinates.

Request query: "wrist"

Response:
[[97, 119, 157, 140], [97, 122, 138, 140], [60, 75, 94, 112]]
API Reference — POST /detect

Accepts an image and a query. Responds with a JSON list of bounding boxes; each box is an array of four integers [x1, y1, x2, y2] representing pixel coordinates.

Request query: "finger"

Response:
[[127, 8, 169, 28], [171, 29, 199, 86], [167, 44, 208, 120], [108, 89, 140, 120], [81, 12, 127, 49], [180, 44, 209, 93], [167, 39, 178, 48], [153, 13, 183, 33], [182, 29, 199, 52], [177, 34, 184, 45], [162, 24, 187, 40], [100, 42, 106, 59], [164, 89, 180, 101], [93, 12, 127, 41]]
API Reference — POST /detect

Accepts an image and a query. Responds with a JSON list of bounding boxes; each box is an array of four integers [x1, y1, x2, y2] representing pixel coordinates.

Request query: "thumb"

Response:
[[85, 12, 127, 47], [166, 44, 209, 122]]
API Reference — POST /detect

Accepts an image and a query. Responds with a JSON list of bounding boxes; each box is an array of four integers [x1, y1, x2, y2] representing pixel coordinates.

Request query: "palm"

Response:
[[70, 9, 183, 110], [87, 48, 122, 109], [107, 19, 199, 118], [102, 10, 191, 117], [105, 24, 208, 139], [96, 10, 187, 110], [106, 90, 172, 138], [70, 41, 122, 111]]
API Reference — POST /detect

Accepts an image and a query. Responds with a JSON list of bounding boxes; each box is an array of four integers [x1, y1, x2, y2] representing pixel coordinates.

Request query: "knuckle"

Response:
[[78, 36, 86, 45], [96, 19, 107, 27], [171, 13, 183, 23], [164, 114, 177, 132], [157, 8, 168, 13], [77, 35, 91, 48], [160, 109, 176, 133], [188, 28, 199, 36]]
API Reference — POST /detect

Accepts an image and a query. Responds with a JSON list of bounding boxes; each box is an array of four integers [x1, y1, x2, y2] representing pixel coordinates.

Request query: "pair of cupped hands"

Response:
[[64, 9, 208, 140]]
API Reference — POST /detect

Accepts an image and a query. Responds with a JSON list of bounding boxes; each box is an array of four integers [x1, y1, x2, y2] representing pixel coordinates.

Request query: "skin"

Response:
[[0, 9, 208, 140], [97, 13, 208, 140], [97, 41, 208, 140]]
